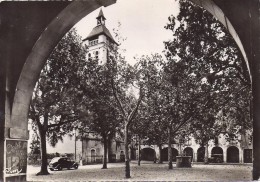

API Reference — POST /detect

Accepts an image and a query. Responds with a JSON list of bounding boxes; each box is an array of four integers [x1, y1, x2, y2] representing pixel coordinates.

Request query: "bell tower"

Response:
[[83, 9, 118, 65], [97, 9, 106, 26]]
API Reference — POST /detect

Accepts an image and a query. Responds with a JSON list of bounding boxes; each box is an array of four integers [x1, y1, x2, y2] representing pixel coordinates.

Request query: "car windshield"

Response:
[[50, 157, 60, 163]]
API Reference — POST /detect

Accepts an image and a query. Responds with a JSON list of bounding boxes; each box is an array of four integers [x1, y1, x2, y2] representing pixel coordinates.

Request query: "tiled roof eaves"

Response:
[[83, 25, 118, 45]]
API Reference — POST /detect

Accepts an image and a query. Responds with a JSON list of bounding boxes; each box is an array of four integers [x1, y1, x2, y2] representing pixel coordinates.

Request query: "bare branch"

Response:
[[111, 79, 127, 118], [127, 87, 144, 126]]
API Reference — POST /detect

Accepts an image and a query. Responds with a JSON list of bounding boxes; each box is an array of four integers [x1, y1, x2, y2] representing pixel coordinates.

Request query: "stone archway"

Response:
[[183, 147, 193, 161], [162, 148, 179, 162], [211, 146, 224, 163], [1, 0, 260, 180], [141, 148, 155, 161], [197, 147, 205, 162], [227, 146, 239, 163], [0, 1, 116, 181]]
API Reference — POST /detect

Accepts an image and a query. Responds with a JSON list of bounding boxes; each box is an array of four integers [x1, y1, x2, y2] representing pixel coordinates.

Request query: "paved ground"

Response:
[[27, 161, 253, 181]]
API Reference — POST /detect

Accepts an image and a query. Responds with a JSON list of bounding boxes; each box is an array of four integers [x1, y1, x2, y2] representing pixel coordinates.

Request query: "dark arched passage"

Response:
[[162, 148, 179, 162], [197, 147, 205, 162], [227, 146, 239, 163], [211, 147, 223, 163], [184, 147, 193, 161], [141, 148, 155, 161]]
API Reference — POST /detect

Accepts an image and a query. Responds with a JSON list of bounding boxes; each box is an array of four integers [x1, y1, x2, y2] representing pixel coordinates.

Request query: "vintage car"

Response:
[[49, 157, 78, 171]]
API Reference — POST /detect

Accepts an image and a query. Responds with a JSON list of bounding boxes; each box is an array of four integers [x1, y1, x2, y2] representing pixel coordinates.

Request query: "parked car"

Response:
[[49, 157, 78, 171], [209, 154, 223, 163]]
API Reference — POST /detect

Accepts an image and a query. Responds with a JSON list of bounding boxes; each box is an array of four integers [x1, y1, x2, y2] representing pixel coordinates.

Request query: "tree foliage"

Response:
[[163, 0, 251, 162]]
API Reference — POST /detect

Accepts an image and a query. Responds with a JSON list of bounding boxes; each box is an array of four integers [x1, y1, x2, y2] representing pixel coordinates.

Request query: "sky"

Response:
[[74, 0, 180, 65]]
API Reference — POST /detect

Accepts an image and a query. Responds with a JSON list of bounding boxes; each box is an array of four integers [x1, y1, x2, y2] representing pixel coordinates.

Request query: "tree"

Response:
[[107, 47, 144, 178], [159, 59, 204, 169], [134, 53, 204, 169], [164, 0, 251, 146], [76, 57, 122, 169], [29, 29, 87, 175], [163, 0, 252, 165], [131, 54, 168, 164]]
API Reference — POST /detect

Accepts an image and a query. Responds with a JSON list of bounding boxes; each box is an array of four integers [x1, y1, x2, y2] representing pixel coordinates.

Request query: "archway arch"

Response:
[[227, 146, 239, 163], [141, 148, 155, 161], [162, 147, 179, 162], [183, 147, 193, 161], [2, 0, 259, 180], [211, 146, 224, 163], [11, 0, 116, 130], [197, 147, 205, 162], [12, 0, 251, 137]]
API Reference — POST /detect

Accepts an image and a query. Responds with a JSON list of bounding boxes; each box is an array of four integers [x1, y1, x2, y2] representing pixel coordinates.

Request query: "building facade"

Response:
[[139, 132, 252, 164]]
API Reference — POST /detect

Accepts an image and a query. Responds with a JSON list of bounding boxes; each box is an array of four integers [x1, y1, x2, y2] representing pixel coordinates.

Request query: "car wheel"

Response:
[[57, 166, 62, 171], [74, 164, 78, 169]]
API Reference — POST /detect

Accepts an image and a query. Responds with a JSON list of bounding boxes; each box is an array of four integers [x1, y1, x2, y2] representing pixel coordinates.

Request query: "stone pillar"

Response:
[[193, 152, 197, 162], [223, 148, 227, 163], [0, 55, 28, 182], [251, 0, 260, 179], [0, 58, 7, 181], [239, 148, 243, 163]]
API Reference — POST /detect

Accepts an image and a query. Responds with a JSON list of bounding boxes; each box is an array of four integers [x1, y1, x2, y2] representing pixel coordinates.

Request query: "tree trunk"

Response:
[[168, 127, 173, 169], [158, 144, 163, 164], [138, 136, 141, 166], [107, 135, 112, 163], [153, 148, 156, 163], [102, 135, 108, 169], [124, 124, 131, 178], [37, 129, 49, 175], [204, 142, 209, 164]]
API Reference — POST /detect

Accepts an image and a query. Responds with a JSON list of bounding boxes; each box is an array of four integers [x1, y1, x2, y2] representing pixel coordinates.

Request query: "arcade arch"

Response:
[[183, 147, 193, 161], [141, 148, 155, 161], [211, 146, 224, 163], [227, 146, 239, 163], [162, 148, 179, 162], [197, 147, 205, 162], [1, 0, 260, 180]]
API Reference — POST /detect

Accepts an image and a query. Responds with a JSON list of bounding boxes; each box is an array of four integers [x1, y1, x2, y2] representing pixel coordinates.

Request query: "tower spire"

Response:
[[96, 9, 106, 26]]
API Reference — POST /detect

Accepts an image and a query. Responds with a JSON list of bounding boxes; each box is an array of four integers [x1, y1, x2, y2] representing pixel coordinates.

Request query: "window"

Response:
[[88, 53, 92, 61], [89, 39, 98, 46], [95, 51, 99, 59]]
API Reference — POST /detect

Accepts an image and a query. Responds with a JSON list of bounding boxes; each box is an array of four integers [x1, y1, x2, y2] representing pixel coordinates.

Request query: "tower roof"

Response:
[[83, 25, 118, 45], [96, 9, 106, 20], [83, 9, 118, 45]]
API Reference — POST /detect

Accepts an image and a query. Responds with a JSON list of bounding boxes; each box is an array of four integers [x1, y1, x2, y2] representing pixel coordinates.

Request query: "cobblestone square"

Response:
[[27, 161, 252, 181]]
